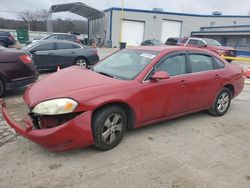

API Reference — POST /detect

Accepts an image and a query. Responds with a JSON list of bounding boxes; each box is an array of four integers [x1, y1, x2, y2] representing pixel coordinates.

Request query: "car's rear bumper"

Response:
[[0, 100, 95, 151], [5, 74, 39, 90]]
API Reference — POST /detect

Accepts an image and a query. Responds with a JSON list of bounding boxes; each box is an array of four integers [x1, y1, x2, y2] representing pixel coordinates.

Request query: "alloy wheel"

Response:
[[217, 92, 230, 113], [76, 59, 87, 68], [101, 113, 123, 144]]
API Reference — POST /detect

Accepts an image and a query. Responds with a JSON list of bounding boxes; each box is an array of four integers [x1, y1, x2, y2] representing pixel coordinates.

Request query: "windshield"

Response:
[[93, 49, 159, 80], [204, 38, 222, 46]]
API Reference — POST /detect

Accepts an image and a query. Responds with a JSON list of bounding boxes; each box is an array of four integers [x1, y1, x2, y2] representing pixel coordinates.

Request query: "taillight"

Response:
[[75, 39, 81, 43], [19, 54, 32, 64]]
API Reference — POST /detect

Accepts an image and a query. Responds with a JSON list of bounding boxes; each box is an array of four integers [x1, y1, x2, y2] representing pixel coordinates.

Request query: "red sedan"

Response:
[[1, 46, 245, 151]]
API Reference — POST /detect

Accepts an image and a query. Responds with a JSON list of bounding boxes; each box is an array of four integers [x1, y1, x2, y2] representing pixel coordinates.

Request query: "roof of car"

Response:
[[50, 33, 75, 36], [128, 45, 218, 54], [33, 39, 81, 45]]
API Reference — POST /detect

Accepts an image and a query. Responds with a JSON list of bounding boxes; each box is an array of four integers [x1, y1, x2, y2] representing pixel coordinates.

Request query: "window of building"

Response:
[[238, 38, 247, 46]]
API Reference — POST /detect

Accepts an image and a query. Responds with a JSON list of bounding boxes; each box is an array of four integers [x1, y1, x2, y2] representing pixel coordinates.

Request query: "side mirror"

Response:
[[30, 49, 36, 54], [198, 43, 207, 48], [151, 71, 170, 81]]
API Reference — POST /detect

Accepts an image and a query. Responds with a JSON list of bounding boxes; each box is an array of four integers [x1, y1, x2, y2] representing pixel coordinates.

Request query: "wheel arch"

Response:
[[91, 101, 136, 130], [224, 84, 235, 98], [74, 56, 89, 65]]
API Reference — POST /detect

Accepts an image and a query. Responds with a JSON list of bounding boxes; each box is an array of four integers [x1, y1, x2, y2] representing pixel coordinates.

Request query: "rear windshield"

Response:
[[204, 38, 221, 46]]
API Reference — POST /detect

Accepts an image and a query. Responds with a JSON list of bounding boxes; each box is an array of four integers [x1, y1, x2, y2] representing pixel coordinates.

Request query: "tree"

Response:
[[18, 9, 48, 31]]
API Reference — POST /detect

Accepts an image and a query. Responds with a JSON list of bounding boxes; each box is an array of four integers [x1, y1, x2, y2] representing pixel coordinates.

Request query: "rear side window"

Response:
[[189, 54, 214, 73], [34, 43, 54, 51], [73, 44, 81, 49], [0, 31, 8, 36], [156, 54, 186, 76], [214, 58, 225, 69], [46, 35, 57, 40], [57, 35, 70, 40], [56, 42, 73, 50]]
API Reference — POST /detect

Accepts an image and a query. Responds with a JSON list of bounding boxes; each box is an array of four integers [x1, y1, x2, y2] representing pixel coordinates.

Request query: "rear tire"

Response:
[[0, 41, 7, 47], [92, 106, 127, 151], [74, 57, 88, 68], [0, 80, 5, 97], [208, 88, 231, 116]]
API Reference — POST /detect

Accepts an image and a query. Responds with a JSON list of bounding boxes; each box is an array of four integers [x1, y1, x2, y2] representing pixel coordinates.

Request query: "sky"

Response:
[[1, 0, 250, 20]]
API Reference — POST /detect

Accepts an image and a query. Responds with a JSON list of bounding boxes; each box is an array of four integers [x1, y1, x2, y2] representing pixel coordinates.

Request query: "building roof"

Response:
[[49, 2, 105, 21], [104, 7, 250, 18]]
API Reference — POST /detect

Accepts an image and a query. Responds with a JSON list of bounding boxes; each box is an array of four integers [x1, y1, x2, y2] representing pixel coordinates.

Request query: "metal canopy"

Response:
[[49, 2, 105, 21]]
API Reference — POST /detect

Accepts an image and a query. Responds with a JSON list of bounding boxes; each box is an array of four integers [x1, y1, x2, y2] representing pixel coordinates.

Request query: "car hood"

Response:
[[209, 45, 235, 51], [24, 66, 130, 107]]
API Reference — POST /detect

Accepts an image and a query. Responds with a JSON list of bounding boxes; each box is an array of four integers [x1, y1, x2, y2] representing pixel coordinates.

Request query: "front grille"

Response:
[[29, 112, 82, 129], [228, 50, 236, 57]]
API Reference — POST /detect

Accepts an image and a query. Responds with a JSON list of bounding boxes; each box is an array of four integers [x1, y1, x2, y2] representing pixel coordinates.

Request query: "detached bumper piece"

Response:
[[0, 99, 94, 151]]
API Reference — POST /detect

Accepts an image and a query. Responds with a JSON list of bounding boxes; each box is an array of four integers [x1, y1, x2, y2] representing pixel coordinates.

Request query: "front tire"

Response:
[[0, 80, 5, 97], [0, 41, 7, 47], [208, 88, 231, 116], [92, 106, 127, 151]]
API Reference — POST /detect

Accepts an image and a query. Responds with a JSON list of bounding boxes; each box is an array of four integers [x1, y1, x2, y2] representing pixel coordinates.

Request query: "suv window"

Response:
[[0, 31, 8, 36], [73, 44, 81, 49], [156, 54, 186, 76], [187, 39, 199, 45], [34, 43, 54, 51], [189, 54, 214, 73], [56, 42, 73, 50], [46, 35, 57, 40], [57, 35, 70, 40]]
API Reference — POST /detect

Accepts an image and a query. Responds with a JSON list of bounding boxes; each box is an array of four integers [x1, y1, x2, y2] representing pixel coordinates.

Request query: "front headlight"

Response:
[[32, 98, 78, 115]]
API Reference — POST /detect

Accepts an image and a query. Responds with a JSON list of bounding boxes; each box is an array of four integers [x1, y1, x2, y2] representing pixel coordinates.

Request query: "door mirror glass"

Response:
[[151, 71, 170, 81]]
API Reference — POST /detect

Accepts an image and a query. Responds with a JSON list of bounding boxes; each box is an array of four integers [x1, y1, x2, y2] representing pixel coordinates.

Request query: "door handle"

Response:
[[71, 51, 76, 54], [179, 80, 188, 86], [215, 74, 221, 78]]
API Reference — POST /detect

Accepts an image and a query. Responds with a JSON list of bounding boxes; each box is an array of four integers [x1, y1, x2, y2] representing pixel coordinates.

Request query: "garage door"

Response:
[[161, 20, 182, 43], [122, 20, 145, 46]]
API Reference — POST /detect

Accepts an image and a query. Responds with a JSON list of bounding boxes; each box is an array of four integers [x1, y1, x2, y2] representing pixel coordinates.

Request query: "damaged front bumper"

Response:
[[0, 99, 94, 151]]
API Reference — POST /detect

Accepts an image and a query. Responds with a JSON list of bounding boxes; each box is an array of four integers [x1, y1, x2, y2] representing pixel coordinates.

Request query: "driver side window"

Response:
[[145, 54, 186, 80], [156, 54, 186, 76]]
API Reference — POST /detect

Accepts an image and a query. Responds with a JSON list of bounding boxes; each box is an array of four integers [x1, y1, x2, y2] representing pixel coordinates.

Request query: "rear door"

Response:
[[186, 52, 223, 111], [31, 42, 56, 69], [141, 52, 189, 123], [54, 42, 77, 67]]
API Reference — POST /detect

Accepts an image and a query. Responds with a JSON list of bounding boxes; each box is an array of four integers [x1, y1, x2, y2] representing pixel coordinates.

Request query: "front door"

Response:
[[31, 42, 56, 69], [141, 53, 189, 123]]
